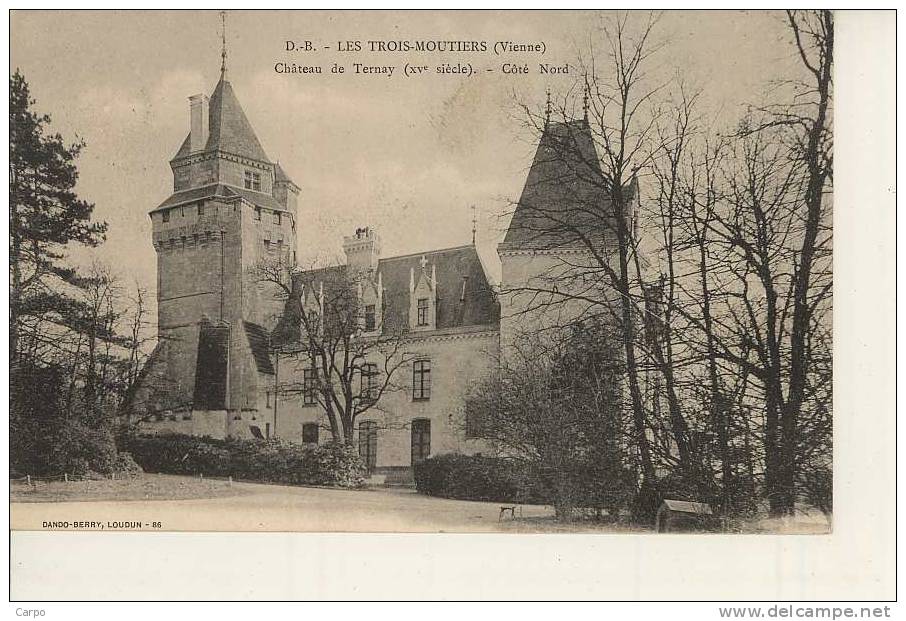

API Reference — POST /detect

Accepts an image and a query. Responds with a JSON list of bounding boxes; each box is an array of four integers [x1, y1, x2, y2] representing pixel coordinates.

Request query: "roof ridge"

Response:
[[379, 243, 476, 263]]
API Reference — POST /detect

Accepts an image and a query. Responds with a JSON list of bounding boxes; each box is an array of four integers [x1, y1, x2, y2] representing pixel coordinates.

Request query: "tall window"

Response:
[[303, 368, 318, 405], [358, 421, 377, 472], [244, 170, 261, 191], [412, 359, 431, 401], [360, 363, 378, 401], [302, 423, 319, 444], [416, 298, 429, 326], [411, 419, 431, 465], [364, 304, 376, 331]]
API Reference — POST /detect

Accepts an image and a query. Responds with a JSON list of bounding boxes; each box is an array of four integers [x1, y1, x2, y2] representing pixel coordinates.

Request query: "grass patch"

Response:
[[10, 474, 248, 503]]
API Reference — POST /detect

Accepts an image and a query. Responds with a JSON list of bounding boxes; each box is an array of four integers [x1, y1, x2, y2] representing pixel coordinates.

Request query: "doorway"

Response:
[[358, 421, 377, 472], [411, 418, 431, 465]]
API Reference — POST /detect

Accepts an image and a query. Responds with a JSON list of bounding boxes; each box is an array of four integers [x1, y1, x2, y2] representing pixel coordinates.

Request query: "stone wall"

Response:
[[267, 328, 498, 467]]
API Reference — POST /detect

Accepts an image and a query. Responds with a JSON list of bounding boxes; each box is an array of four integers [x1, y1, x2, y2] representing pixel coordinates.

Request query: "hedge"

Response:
[[414, 454, 548, 504], [414, 453, 637, 516], [119, 432, 366, 488]]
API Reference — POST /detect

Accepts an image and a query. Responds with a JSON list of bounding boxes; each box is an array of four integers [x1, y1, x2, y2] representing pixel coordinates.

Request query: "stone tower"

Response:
[[497, 116, 638, 354], [126, 63, 300, 439]]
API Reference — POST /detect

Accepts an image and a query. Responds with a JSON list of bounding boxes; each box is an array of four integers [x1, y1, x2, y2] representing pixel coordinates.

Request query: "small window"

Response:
[[364, 304, 376, 331], [412, 359, 431, 401], [244, 170, 261, 191], [197, 202, 204, 216], [303, 368, 318, 405], [162, 209, 170, 223], [417, 298, 429, 326], [254, 207, 262, 221], [302, 423, 319, 444], [273, 211, 281, 225]]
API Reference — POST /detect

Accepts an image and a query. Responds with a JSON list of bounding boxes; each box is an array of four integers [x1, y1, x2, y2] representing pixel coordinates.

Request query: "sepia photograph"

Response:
[[8, 9, 838, 539]]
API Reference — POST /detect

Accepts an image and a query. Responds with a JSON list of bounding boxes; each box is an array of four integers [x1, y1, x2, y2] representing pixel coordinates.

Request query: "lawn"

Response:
[[10, 474, 247, 503]]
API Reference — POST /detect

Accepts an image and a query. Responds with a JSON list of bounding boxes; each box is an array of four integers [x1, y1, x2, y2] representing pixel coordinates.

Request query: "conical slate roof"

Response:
[[274, 162, 297, 188], [502, 119, 613, 249], [172, 78, 271, 163]]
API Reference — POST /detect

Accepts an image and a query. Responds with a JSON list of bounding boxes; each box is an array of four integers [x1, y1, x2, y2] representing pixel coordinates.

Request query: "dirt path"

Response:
[[11, 478, 614, 533]]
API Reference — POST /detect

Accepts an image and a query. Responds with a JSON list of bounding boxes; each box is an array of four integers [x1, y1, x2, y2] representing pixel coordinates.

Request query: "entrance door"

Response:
[[358, 421, 377, 472], [411, 418, 431, 465]]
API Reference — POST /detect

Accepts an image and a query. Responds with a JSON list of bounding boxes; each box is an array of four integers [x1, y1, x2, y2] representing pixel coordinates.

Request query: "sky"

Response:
[[10, 10, 798, 304]]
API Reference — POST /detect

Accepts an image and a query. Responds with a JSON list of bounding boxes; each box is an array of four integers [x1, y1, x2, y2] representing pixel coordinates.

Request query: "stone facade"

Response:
[[128, 67, 630, 478], [127, 69, 299, 439]]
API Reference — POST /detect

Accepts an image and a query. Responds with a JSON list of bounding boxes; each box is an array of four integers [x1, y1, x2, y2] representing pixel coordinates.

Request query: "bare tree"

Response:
[[502, 12, 668, 490], [260, 260, 415, 444], [501, 10, 832, 518]]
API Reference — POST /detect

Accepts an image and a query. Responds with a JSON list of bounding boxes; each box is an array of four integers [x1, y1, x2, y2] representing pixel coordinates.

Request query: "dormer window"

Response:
[[409, 260, 436, 331], [244, 170, 261, 191], [417, 298, 429, 326]]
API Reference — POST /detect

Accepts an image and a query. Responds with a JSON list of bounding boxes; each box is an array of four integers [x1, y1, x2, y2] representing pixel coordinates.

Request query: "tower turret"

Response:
[[131, 22, 299, 439]]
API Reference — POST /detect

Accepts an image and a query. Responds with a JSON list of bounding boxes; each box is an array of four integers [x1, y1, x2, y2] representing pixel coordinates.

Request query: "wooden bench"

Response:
[[498, 505, 523, 521]]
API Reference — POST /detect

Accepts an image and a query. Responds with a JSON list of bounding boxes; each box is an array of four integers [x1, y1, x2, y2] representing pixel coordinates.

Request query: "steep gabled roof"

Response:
[[243, 321, 275, 375], [172, 78, 271, 163], [377, 245, 499, 333], [272, 245, 499, 346], [502, 119, 613, 250]]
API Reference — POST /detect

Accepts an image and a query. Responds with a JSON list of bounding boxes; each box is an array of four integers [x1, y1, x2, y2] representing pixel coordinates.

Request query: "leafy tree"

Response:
[[9, 69, 107, 365]]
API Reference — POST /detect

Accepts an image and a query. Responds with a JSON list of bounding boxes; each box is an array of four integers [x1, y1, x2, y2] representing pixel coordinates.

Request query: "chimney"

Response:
[[343, 227, 382, 274], [189, 94, 210, 153]]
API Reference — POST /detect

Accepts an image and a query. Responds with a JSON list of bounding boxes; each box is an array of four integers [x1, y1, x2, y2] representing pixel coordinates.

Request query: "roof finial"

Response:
[[471, 205, 477, 245], [544, 88, 552, 126], [219, 10, 228, 79]]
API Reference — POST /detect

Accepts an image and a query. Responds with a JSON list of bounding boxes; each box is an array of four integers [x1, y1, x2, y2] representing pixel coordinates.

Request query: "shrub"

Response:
[[118, 432, 366, 489], [301, 442, 367, 487], [49, 421, 117, 475], [114, 452, 144, 478]]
